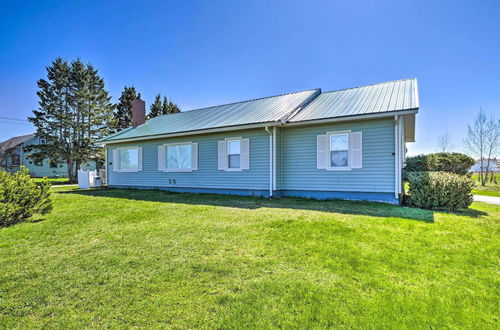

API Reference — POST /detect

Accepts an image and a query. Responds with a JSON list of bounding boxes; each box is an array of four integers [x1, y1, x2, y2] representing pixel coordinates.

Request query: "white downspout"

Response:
[[394, 115, 399, 199], [265, 126, 273, 197], [273, 126, 276, 191]]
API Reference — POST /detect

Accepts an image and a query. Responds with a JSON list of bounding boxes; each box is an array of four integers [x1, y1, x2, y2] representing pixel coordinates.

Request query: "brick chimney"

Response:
[[131, 99, 146, 127]]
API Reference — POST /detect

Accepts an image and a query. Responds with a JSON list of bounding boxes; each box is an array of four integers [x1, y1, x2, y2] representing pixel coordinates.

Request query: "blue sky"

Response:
[[0, 0, 498, 155]]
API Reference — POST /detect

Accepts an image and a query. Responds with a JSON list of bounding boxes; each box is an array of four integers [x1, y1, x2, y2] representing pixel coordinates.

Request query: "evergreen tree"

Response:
[[113, 86, 141, 131], [162, 96, 181, 115], [27, 58, 114, 182], [147, 94, 163, 119]]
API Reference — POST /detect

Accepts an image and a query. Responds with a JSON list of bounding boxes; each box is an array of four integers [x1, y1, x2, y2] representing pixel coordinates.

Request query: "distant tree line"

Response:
[[27, 57, 181, 182]]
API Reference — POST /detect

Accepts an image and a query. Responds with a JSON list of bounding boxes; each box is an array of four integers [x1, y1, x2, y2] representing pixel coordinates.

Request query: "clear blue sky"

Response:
[[1, 0, 499, 155]]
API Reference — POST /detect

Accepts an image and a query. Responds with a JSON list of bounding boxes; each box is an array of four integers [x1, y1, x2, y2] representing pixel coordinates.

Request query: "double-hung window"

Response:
[[113, 146, 142, 172], [158, 142, 197, 172], [227, 140, 241, 169], [317, 130, 362, 170], [218, 137, 249, 171], [329, 132, 349, 169]]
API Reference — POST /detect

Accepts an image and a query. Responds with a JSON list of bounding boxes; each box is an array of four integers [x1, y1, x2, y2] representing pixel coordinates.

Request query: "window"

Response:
[[113, 147, 142, 172], [39, 138, 46, 145], [166, 143, 192, 170], [11, 154, 20, 166], [34, 159, 43, 167], [330, 133, 349, 168], [218, 138, 249, 171], [227, 140, 241, 169], [158, 143, 197, 172]]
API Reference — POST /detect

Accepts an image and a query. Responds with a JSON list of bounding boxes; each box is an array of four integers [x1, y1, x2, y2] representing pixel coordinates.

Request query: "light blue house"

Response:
[[98, 79, 419, 204], [0, 133, 96, 177]]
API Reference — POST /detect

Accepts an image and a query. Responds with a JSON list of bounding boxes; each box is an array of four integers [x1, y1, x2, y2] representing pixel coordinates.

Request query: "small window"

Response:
[[39, 138, 46, 145], [34, 159, 43, 166], [227, 140, 241, 169], [166, 143, 192, 170], [329, 133, 349, 168], [12, 154, 20, 166], [119, 147, 139, 171]]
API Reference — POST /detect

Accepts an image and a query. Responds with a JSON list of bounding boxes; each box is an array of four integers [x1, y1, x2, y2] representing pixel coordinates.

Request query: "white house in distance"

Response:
[[98, 79, 419, 205]]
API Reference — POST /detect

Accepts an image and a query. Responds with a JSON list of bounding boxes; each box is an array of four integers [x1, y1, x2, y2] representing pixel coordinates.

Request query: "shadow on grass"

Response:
[[56, 187, 447, 223]]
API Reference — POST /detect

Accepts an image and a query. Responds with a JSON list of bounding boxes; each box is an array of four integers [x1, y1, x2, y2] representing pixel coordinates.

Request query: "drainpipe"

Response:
[[394, 115, 399, 200], [265, 126, 273, 197]]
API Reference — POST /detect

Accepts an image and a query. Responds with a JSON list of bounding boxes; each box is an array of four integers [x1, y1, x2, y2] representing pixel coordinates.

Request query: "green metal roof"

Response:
[[289, 78, 418, 123], [100, 79, 419, 143], [100, 89, 320, 142]]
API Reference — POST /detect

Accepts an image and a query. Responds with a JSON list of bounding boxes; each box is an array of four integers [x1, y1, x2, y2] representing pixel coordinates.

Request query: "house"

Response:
[[470, 158, 499, 173], [0, 133, 96, 177], [98, 79, 419, 204]]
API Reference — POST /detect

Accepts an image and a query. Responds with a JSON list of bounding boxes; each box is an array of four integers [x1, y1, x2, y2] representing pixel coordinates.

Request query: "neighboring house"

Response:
[[0, 134, 96, 177], [98, 79, 419, 204], [470, 158, 499, 173]]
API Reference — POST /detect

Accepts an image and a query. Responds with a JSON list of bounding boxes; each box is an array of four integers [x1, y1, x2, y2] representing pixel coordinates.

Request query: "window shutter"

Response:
[[112, 149, 119, 172], [241, 138, 250, 170], [350, 132, 362, 169], [218, 140, 226, 170], [191, 143, 198, 171], [317, 135, 327, 169], [158, 145, 165, 171], [137, 147, 143, 171]]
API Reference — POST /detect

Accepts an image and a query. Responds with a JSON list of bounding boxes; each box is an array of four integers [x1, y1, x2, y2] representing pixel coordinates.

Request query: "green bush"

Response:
[[406, 171, 475, 211], [405, 153, 475, 175], [0, 167, 53, 226]]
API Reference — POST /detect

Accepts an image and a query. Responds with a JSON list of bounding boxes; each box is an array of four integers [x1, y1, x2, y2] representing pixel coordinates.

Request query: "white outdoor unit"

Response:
[[78, 170, 101, 189]]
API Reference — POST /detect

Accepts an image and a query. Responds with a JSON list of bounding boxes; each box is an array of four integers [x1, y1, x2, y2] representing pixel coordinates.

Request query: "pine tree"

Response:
[[113, 86, 141, 131], [147, 94, 163, 119], [162, 96, 181, 115], [27, 58, 114, 182]]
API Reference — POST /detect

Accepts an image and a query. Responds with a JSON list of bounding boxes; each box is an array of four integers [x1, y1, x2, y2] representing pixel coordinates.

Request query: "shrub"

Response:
[[405, 153, 475, 175], [406, 171, 475, 211], [0, 167, 53, 226]]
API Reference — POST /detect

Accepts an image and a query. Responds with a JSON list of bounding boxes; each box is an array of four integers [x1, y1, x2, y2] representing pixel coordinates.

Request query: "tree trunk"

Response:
[[67, 160, 75, 183]]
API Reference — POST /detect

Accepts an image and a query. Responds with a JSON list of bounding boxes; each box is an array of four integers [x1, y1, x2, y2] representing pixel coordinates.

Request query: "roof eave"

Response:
[[286, 108, 419, 127], [98, 121, 282, 145]]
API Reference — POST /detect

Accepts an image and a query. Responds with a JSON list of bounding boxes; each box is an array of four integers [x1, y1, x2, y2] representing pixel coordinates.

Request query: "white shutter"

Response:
[[241, 138, 250, 170], [218, 140, 226, 170], [317, 135, 327, 169], [191, 143, 198, 171], [137, 147, 143, 171], [112, 149, 119, 172], [350, 132, 362, 169], [158, 145, 165, 171]]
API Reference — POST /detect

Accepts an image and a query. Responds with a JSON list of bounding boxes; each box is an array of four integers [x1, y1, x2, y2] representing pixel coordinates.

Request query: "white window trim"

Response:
[[162, 142, 195, 172], [116, 146, 141, 172], [326, 130, 352, 171], [225, 137, 242, 172]]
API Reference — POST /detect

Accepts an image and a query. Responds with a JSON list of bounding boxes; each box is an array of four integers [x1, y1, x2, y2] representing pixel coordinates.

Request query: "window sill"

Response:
[[326, 167, 352, 171], [116, 169, 140, 173], [225, 168, 243, 172], [163, 169, 193, 173]]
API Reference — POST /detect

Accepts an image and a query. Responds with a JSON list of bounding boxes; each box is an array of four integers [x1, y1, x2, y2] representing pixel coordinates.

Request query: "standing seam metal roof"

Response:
[[100, 79, 418, 142], [289, 78, 418, 122], [100, 89, 320, 142]]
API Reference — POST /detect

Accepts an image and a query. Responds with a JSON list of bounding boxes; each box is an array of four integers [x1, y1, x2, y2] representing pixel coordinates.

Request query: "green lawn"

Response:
[[1, 187, 498, 328], [32, 177, 73, 185], [471, 173, 500, 197]]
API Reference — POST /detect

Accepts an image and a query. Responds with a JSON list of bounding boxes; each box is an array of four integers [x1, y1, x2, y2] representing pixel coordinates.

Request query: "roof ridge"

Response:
[[321, 78, 416, 94], [149, 88, 321, 119]]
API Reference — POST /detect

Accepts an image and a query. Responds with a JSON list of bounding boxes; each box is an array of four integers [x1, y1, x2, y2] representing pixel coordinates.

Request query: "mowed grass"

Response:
[[32, 177, 72, 185], [0, 187, 498, 328], [471, 173, 500, 197]]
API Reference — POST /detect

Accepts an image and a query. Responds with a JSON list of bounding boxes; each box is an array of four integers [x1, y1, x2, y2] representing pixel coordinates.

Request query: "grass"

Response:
[[31, 177, 73, 185], [471, 173, 500, 197], [0, 187, 498, 328]]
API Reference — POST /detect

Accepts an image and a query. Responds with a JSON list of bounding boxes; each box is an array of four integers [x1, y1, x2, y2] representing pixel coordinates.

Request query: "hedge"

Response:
[[405, 153, 475, 176], [0, 167, 52, 226], [406, 171, 475, 211]]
